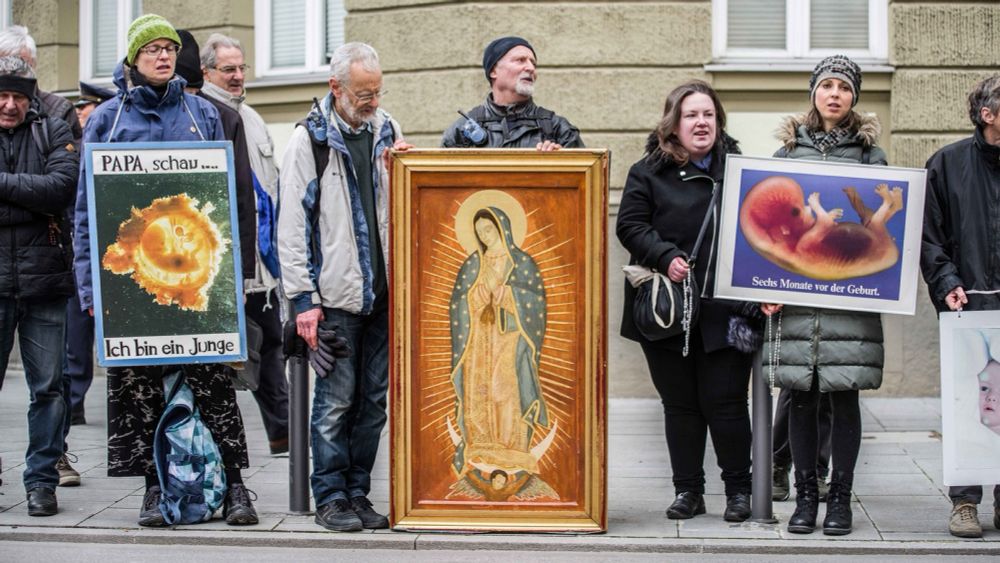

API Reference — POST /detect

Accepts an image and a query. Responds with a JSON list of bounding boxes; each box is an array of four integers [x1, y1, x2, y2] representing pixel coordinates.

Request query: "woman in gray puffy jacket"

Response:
[[762, 55, 886, 537]]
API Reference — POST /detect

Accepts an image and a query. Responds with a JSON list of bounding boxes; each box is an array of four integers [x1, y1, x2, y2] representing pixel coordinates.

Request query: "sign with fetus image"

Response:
[[940, 312, 1000, 486], [84, 142, 246, 366], [714, 156, 927, 315]]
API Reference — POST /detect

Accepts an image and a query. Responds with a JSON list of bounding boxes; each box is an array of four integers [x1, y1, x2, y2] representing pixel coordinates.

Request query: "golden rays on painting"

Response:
[[102, 193, 227, 312], [420, 190, 577, 503]]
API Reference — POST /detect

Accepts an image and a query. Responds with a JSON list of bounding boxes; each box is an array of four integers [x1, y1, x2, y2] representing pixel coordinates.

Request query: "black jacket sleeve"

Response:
[[920, 151, 962, 307], [553, 115, 584, 148], [0, 117, 78, 215], [230, 117, 257, 280], [615, 162, 684, 273]]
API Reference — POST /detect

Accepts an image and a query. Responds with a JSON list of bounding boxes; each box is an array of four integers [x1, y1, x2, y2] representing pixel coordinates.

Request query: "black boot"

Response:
[[823, 476, 853, 535], [787, 471, 819, 534]]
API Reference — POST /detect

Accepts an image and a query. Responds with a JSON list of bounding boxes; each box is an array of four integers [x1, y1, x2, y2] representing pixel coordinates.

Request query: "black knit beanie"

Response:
[[809, 55, 862, 107], [175, 29, 203, 89], [482, 36, 535, 82]]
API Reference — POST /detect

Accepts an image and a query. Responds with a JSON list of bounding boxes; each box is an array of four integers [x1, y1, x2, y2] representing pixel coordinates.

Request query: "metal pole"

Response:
[[284, 304, 311, 514], [750, 346, 777, 523]]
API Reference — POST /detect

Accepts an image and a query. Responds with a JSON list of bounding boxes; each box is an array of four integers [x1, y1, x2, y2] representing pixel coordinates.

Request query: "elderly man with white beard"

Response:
[[442, 36, 583, 150]]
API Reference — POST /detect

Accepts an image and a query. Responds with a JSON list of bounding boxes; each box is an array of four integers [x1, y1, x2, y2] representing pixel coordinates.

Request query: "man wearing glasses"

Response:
[[442, 36, 583, 150], [278, 42, 411, 532], [199, 33, 290, 459]]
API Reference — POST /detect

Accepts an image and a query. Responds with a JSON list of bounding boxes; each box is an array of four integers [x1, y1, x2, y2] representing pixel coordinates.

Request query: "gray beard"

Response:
[[515, 81, 535, 98]]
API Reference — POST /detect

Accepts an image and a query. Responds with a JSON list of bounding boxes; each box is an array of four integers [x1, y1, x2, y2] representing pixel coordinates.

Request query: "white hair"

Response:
[[200, 33, 245, 69], [0, 25, 36, 67], [328, 42, 379, 86]]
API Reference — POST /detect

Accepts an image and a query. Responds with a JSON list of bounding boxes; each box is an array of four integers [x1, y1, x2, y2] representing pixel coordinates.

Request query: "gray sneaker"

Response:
[[949, 502, 982, 538], [56, 454, 80, 487]]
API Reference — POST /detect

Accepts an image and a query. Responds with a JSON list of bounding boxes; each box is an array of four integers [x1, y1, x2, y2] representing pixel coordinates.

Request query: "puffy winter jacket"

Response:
[[921, 127, 1000, 313], [765, 112, 885, 392], [442, 94, 583, 149], [73, 62, 224, 310], [0, 102, 79, 299], [278, 93, 402, 315]]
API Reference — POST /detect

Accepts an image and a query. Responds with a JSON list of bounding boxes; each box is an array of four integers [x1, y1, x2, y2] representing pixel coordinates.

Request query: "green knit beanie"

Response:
[[126, 14, 181, 65]]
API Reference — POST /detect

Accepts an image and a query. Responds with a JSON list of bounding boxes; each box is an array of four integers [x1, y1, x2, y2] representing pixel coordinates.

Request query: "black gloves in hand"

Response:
[[309, 325, 352, 378]]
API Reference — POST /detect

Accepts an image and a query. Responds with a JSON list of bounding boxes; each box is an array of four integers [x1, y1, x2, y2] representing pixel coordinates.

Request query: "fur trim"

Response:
[[774, 111, 882, 152]]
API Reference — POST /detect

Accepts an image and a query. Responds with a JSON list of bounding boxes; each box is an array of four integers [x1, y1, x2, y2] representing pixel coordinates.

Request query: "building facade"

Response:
[[20, 0, 999, 396]]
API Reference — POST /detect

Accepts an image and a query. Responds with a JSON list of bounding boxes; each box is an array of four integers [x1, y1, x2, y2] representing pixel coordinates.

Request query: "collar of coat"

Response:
[[973, 126, 1000, 168], [775, 111, 881, 153]]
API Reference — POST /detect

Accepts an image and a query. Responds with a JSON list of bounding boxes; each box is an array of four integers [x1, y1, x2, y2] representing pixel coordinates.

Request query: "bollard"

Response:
[[283, 316, 311, 514], [750, 347, 777, 523]]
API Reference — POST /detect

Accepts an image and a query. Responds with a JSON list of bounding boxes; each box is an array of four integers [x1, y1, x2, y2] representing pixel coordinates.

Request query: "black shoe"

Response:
[[724, 492, 751, 522], [224, 483, 259, 525], [822, 480, 853, 535], [787, 472, 819, 534], [772, 463, 790, 501], [70, 404, 86, 426], [138, 485, 166, 527], [666, 491, 706, 519], [350, 495, 389, 529], [315, 498, 363, 532], [26, 487, 57, 516], [269, 437, 289, 455]]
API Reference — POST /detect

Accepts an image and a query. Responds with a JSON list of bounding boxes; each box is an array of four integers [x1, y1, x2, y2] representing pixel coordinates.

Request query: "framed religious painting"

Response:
[[389, 149, 608, 532], [939, 311, 1000, 486], [714, 155, 927, 314], [84, 141, 247, 367]]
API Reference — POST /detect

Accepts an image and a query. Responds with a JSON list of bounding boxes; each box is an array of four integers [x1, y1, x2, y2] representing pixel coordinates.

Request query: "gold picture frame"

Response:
[[390, 149, 609, 532]]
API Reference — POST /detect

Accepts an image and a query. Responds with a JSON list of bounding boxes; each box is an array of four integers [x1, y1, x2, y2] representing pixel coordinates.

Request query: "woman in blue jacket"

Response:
[[72, 14, 257, 527]]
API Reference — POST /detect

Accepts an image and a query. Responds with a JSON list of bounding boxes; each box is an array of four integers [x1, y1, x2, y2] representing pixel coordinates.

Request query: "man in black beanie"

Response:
[[442, 36, 583, 150]]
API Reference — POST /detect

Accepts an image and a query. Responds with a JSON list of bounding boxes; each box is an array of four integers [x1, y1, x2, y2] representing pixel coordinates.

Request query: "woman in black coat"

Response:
[[617, 80, 755, 523]]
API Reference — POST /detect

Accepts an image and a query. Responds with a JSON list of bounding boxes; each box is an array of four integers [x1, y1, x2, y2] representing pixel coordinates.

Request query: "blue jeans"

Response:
[[310, 304, 388, 507], [0, 298, 67, 491]]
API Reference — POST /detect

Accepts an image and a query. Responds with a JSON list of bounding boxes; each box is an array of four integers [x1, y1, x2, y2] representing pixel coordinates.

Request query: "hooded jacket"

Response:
[[73, 62, 224, 310], [0, 100, 79, 300], [765, 112, 885, 392], [278, 93, 402, 315], [441, 94, 583, 149], [617, 131, 749, 353], [202, 81, 279, 293], [921, 127, 1000, 313]]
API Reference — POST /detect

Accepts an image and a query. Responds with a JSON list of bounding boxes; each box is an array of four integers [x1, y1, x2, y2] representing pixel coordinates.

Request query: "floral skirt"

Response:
[[106, 364, 249, 477]]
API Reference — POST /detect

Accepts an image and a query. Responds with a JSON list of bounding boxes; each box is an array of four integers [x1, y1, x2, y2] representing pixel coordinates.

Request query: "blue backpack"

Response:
[[252, 171, 281, 279], [153, 370, 227, 525]]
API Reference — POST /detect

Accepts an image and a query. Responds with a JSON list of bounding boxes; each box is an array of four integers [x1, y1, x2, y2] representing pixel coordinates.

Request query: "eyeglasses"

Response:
[[346, 87, 387, 104], [139, 43, 180, 57], [211, 64, 250, 75]]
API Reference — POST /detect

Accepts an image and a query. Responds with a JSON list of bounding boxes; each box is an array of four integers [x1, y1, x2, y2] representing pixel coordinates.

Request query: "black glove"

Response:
[[308, 325, 352, 378], [317, 326, 351, 359]]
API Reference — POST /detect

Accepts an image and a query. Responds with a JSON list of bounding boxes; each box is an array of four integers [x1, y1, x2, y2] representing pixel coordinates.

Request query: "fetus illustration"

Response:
[[738, 176, 904, 280]]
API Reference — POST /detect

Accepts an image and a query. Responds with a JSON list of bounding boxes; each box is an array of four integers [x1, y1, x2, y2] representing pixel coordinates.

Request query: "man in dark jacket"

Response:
[[921, 75, 1000, 538], [442, 36, 583, 150], [0, 56, 79, 517]]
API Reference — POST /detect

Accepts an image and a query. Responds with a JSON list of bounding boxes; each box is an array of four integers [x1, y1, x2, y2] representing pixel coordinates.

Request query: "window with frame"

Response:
[[79, 0, 142, 81], [254, 0, 346, 77], [712, 0, 888, 63]]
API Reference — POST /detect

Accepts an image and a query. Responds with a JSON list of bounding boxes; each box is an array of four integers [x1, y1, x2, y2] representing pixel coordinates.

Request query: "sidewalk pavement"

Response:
[[1, 371, 999, 556]]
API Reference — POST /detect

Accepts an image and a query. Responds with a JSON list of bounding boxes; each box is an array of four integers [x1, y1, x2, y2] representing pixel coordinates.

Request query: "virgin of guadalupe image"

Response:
[[445, 204, 559, 501]]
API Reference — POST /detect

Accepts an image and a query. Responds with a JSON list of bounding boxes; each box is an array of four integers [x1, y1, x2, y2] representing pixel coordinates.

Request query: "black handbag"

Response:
[[625, 179, 720, 354]]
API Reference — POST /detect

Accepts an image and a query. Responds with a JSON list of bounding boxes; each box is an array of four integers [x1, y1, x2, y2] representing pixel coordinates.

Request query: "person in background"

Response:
[[921, 74, 1000, 539]]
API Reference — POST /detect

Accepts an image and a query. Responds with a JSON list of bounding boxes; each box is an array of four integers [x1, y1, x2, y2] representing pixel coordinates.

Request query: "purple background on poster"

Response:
[[730, 168, 909, 301]]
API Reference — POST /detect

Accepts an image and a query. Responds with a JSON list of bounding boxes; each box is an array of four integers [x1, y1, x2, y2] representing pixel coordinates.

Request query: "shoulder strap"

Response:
[[534, 108, 556, 141], [688, 180, 721, 264], [31, 118, 49, 158], [296, 119, 329, 185]]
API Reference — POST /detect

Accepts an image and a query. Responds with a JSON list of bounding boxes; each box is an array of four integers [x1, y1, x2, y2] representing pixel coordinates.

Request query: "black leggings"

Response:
[[789, 376, 861, 485], [640, 333, 752, 496]]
